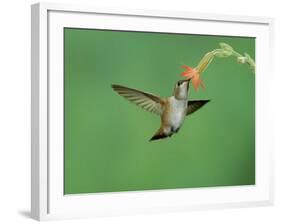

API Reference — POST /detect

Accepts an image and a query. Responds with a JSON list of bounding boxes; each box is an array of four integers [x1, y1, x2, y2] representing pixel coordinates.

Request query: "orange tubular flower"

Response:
[[181, 65, 205, 91]]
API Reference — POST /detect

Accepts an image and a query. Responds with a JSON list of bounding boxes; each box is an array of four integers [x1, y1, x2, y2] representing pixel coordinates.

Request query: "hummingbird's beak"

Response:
[[183, 78, 191, 83]]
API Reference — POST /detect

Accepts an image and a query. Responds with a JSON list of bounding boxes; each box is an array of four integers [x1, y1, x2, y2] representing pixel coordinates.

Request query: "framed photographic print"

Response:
[[31, 2, 274, 221]]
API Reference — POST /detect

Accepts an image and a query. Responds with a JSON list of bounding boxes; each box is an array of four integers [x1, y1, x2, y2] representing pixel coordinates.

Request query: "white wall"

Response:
[[0, 0, 279, 223]]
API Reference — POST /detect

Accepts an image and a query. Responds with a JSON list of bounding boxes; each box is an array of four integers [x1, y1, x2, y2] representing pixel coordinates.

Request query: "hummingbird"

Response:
[[112, 79, 210, 141]]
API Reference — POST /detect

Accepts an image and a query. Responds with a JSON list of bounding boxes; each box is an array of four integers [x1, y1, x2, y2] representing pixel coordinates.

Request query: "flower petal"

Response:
[[190, 73, 199, 91], [181, 65, 198, 79], [199, 78, 205, 90], [181, 64, 205, 91]]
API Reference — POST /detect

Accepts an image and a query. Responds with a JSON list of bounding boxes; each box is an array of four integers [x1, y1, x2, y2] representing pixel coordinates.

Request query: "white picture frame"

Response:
[[31, 2, 274, 221]]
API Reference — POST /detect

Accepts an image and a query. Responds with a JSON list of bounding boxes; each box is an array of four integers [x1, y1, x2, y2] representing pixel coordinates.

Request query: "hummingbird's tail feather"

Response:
[[149, 128, 169, 141]]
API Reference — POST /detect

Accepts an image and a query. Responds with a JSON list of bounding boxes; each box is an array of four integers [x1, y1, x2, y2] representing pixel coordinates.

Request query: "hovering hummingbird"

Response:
[[112, 79, 210, 141]]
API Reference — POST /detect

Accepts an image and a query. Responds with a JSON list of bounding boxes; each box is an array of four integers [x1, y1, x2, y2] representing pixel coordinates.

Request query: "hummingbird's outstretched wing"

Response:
[[186, 100, 210, 116], [112, 84, 165, 115]]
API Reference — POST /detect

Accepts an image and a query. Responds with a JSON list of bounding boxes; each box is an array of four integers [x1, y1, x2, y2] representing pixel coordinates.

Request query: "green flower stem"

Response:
[[195, 43, 255, 75]]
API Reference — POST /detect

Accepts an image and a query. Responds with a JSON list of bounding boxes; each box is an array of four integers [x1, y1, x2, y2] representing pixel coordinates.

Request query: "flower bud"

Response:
[[237, 56, 247, 64], [214, 50, 232, 58], [219, 43, 233, 52]]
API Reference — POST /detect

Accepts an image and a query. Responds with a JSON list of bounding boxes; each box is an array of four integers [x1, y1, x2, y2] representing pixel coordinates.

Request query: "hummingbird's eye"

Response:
[[177, 82, 181, 86]]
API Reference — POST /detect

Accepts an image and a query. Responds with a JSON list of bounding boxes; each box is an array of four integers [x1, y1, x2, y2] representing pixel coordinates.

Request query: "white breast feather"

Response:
[[167, 97, 187, 129]]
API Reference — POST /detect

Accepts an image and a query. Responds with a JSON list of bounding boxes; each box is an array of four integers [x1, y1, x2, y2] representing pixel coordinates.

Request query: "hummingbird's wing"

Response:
[[112, 84, 164, 115], [186, 100, 210, 116]]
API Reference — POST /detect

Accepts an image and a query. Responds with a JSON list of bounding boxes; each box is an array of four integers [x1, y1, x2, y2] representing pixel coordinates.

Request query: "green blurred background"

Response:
[[64, 28, 255, 194]]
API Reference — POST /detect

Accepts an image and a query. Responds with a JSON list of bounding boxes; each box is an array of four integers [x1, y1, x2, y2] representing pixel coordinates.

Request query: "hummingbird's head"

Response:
[[174, 79, 190, 100]]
